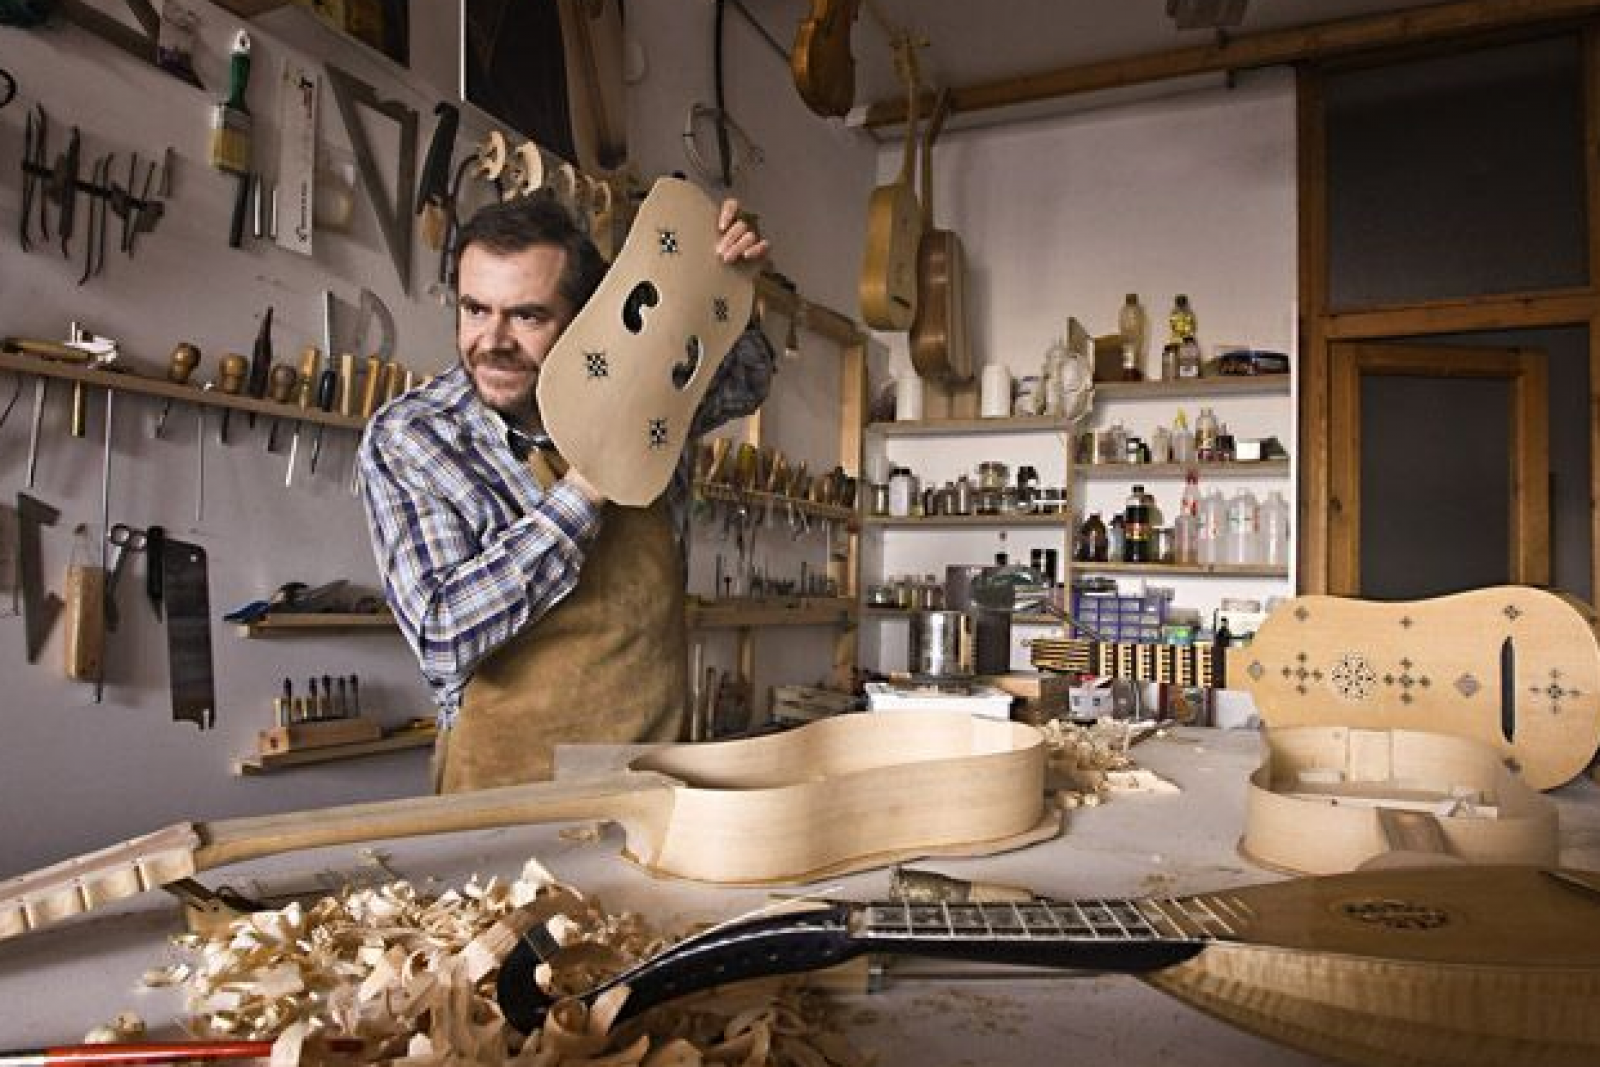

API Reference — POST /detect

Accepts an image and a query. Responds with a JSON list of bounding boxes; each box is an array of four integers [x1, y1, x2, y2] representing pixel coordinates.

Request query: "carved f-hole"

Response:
[[622, 281, 660, 333], [673, 336, 704, 391]]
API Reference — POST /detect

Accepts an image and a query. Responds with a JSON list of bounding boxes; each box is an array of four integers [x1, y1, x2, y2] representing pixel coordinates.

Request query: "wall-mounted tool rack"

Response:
[[0, 348, 368, 433]]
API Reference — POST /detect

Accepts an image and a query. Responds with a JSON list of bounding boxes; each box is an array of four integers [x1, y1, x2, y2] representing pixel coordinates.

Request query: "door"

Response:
[[1328, 342, 1548, 597]]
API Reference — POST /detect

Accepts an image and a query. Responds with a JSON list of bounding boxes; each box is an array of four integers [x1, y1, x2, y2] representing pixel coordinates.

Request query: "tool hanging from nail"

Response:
[[17, 112, 168, 274], [162, 536, 216, 730], [216, 353, 249, 443], [152, 342, 200, 439], [245, 305, 273, 426], [210, 31, 255, 249], [264, 362, 298, 452], [16, 492, 62, 664]]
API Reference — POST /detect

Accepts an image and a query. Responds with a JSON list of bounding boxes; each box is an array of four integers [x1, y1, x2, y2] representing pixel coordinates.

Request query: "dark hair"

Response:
[[453, 196, 608, 310]]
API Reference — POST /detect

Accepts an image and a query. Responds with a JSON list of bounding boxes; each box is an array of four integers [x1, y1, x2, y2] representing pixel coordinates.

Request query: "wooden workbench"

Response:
[[2, 727, 1597, 1065]]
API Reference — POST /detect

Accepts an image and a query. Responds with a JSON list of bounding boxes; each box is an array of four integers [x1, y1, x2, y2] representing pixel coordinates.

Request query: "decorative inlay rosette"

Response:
[[1338, 898, 1450, 932], [1330, 653, 1377, 702]]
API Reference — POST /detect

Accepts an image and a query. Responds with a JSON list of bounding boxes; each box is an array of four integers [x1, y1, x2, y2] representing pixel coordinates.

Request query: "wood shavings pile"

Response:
[[1040, 719, 1178, 807], [148, 857, 874, 1067]]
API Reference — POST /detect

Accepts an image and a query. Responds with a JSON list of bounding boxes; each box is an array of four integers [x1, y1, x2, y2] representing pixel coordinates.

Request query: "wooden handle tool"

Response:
[[215, 352, 249, 444], [357, 355, 383, 420]]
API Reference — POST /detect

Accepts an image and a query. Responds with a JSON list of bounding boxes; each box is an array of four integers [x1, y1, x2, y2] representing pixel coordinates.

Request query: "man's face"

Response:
[[456, 242, 575, 425]]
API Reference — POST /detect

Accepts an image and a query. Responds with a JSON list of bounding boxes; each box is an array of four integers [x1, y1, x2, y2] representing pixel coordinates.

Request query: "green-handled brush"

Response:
[[209, 30, 253, 174]]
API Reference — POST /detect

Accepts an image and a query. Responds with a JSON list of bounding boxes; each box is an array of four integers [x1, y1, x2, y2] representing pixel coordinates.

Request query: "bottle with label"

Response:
[[1170, 409, 1194, 464], [1076, 512, 1108, 562], [1177, 335, 1203, 379], [1195, 407, 1219, 462], [1168, 293, 1197, 345], [1119, 293, 1148, 376], [1123, 484, 1155, 562], [1174, 469, 1202, 565]]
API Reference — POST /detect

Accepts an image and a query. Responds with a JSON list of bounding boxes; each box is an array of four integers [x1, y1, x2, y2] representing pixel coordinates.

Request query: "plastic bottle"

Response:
[[1261, 489, 1291, 567], [1195, 407, 1219, 462], [1170, 409, 1194, 465], [1124, 484, 1154, 563], [1198, 491, 1226, 565], [1119, 293, 1148, 376], [1107, 515, 1127, 562], [1168, 294, 1197, 345], [1225, 489, 1260, 565]]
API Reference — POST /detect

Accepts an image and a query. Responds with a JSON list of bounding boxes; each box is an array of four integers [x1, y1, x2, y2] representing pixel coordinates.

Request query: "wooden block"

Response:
[[258, 716, 383, 755]]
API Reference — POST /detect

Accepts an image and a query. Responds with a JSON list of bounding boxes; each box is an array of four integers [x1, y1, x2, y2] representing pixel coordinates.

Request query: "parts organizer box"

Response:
[[866, 682, 1014, 720]]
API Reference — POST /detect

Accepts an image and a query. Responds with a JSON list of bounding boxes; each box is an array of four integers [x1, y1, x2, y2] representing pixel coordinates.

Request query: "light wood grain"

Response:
[[1231, 586, 1600, 790], [1241, 725, 1558, 875]]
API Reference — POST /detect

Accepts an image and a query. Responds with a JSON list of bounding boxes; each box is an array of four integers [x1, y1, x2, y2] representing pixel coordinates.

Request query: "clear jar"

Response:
[[887, 467, 917, 518]]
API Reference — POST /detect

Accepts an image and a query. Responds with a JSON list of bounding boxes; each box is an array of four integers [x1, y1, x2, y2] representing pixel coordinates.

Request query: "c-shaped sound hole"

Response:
[[622, 281, 660, 333], [673, 337, 704, 391]]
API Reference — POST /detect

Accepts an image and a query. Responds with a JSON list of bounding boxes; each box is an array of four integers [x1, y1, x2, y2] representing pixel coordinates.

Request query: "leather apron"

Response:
[[436, 450, 688, 793]]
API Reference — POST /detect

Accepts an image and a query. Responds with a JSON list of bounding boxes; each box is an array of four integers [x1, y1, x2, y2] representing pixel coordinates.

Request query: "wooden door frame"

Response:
[[1327, 342, 1549, 594], [1297, 29, 1600, 597]]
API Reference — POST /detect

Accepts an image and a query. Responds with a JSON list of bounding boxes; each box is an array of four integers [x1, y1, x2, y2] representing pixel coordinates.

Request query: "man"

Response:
[[360, 193, 773, 792]]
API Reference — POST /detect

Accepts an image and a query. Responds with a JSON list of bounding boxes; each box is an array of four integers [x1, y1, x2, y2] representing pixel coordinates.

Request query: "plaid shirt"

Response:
[[359, 328, 774, 723]]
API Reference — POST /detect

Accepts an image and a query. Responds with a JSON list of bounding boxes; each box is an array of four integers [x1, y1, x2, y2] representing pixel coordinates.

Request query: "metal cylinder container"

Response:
[[908, 610, 974, 678]]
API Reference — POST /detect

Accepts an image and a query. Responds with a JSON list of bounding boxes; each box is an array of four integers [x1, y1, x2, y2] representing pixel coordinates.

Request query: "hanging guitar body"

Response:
[[909, 89, 972, 382], [858, 37, 922, 331], [791, 0, 860, 118]]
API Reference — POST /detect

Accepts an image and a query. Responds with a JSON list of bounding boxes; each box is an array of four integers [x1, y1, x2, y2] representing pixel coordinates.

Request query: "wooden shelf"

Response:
[[1092, 375, 1292, 400], [237, 612, 398, 637], [688, 597, 856, 629], [234, 725, 436, 775], [1077, 459, 1292, 478], [0, 348, 369, 432], [864, 513, 1069, 529], [693, 481, 855, 523], [867, 415, 1083, 438], [1071, 561, 1290, 578]]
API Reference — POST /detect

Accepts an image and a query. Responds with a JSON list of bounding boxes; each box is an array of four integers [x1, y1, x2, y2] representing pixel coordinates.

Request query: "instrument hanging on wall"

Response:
[[908, 86, 972, 382], [858, 34, 923, 331], [791, 0, 860, 118]]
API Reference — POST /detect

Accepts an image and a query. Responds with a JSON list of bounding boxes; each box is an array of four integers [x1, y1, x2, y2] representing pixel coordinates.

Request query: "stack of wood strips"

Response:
[[1029, 636, 1216, 687], [141, 858, 874, 1067]]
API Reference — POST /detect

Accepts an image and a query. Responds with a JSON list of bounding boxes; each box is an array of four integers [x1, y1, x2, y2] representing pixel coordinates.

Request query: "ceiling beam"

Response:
[[860, 0, 1600, 129]]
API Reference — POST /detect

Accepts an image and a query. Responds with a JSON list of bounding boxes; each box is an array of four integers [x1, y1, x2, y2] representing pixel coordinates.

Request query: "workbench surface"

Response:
[[3, 727, 1598, 1065]]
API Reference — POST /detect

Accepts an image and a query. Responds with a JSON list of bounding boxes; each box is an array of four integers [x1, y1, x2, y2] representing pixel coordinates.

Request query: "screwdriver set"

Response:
[[257, 673, 380, 756]]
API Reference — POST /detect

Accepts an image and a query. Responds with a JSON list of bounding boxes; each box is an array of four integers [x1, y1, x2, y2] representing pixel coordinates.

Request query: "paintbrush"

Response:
[[209, 30, 253, 175]]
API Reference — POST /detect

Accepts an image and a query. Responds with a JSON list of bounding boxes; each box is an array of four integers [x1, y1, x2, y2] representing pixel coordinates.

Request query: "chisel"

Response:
[[283, 344, 319, 486], [308, 365, 337, 473], [151, 343, 200, 439], [244, 305, 273, 426], [264, 363, 298, 452], [216, 353, 249, 443]]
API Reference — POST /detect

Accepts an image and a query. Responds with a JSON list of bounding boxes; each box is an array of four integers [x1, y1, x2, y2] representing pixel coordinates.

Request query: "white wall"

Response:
[[0, 0, 878, 878]]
